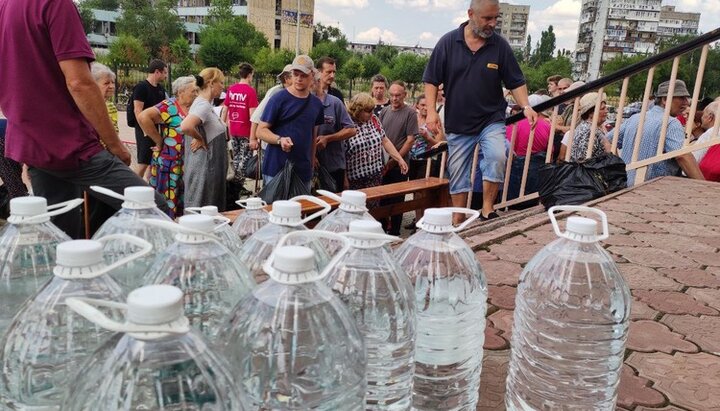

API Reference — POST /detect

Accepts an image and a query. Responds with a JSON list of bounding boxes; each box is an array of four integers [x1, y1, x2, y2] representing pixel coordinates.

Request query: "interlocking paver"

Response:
[[618, 264, 682, 291], [488, 285, 516, 311], [609, 247, 699, 269], [658, 267, 720, 288], [633, 290, 719, 315], [602, 201, 660, 213], [630, 233, 717, 254], [620, 222, 668, 234], [617, 364, 667, 409], [667, 212, 720, 226], [662, 315, 720, 354], [699, 236, 720, 249], [627, 320, 698, 354], [483, 325, 507, 350], [630, 298, 660, 321], [650, 221, 719, 237], [477, 350, 510, 411], [475, 250, 499, 262], [522, 229, 559, 245], [686, 288, 720, 311], [628, 211, 679, 223], [685, 251, 720, 266], [628, 352, 720, 411], [603, 211, 647, 224], [634, 406, 685, 411], [488, 243, 542, 265], [601, 234, 645, 247], [482, 259, 522, 286], [487, 309, 514, 341]]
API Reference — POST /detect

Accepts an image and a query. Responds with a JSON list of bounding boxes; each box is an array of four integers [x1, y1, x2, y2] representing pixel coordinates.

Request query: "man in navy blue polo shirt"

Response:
[[423, 0, 537, 222]]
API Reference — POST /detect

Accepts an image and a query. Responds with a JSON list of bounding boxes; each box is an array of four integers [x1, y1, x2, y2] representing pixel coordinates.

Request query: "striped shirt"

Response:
[[619, 105, 684, 184]]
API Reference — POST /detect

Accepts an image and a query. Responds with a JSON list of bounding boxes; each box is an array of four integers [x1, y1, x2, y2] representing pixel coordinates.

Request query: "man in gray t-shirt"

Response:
[[378, 81, 417, 235]]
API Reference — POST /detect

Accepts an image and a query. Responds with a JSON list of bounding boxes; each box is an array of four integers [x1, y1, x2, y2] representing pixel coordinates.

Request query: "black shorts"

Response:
[[134, 126, 155, 165]]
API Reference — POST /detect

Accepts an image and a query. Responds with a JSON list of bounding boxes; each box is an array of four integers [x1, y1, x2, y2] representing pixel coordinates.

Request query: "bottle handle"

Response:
[[66, 296, 190, 335], [316, 190, 369, 212], [264, 230, 350, 281], [235, 198, 267, 209], [289, 195, 332, 225], [90, 185, 126, 202], [340, 231, 400, 248], [548, 205, 609, 241], [18, 198, 84, 224], [96, 234, 153, 275], [184, 208, 232, 230], [141, 218, 221, 241]]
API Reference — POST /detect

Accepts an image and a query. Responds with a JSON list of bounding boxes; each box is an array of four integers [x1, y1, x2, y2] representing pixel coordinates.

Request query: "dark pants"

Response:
[[28, 150, 168, 239], [380, 165, 407, 235], [320, 168, 345, 193]]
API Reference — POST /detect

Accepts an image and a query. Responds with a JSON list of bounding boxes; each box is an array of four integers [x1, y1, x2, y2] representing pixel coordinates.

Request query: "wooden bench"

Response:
[[222, 177, 451, 222]]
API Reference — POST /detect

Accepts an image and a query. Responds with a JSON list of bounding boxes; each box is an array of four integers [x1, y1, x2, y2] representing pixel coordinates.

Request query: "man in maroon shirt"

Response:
[[0, 0, 165, 238]]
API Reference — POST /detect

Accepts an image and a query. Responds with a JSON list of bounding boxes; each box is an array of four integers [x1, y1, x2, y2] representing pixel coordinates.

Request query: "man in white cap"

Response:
[[256, 55, 324, 193], [618, 79, 704, 184]]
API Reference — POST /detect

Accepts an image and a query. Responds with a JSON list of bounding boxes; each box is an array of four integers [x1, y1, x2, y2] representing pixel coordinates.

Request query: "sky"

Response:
[[314, 0, 717, 54]]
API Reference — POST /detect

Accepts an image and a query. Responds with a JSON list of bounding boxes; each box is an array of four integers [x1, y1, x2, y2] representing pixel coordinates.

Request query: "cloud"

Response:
[[314, 9, 345, 31], [452, 10, 468, 26], [419, 31, 435, 40], [526, 0, 582, 52], [386, 0, 465, 11], [317, 0, 368, 8], [356, 27, 403, 44]]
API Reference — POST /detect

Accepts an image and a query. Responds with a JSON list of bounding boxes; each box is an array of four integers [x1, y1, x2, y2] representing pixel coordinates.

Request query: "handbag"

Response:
[[538, 153, 627, 209], [244, 149, 262, 180], [226, 140, 236, 182]]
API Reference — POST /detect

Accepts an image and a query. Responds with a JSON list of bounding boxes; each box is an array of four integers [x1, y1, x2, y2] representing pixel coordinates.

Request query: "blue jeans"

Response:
[[446, 122, 507, 195]]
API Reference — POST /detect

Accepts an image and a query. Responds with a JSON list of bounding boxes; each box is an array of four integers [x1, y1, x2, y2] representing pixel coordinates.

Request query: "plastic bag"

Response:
[[313, 164, 338, 193], [538, 153, 627, 209], [244, 151, 261, 180], [259, 161, 311, 204]]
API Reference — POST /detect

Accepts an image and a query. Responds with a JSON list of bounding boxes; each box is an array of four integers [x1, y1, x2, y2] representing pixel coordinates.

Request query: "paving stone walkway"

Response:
[[461, 177, 720, 410]]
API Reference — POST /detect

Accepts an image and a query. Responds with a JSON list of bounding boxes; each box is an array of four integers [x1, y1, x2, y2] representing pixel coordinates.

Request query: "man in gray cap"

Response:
[[250, 64, 294, 151], [618, 79, 704, 184]]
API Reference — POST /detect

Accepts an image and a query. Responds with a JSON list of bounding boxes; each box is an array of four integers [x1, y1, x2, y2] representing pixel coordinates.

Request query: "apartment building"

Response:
[[497, 3, 530, 50], [657, 5, 700, 41]]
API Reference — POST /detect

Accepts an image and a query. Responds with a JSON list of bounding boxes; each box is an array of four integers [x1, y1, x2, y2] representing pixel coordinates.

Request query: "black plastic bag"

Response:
[[259, 161, 311, 204], [538, 153, 627, 209], [244, 151, 261, 180], [313, 164, 338, 193]]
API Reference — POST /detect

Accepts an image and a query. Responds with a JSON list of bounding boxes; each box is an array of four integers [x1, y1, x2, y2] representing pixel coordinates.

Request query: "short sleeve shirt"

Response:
[[345, 116, 386, 180], [423, 23, 526, 135], [316, 93, 354, 172], [224, 82, 258, 137], [0, 0, 103, 170], [260, 89, 324, 182], [507, 118, 551, 156], [189, 98, 226, 144], [379, 105, 418, 155], [133, 80, 166, 111]]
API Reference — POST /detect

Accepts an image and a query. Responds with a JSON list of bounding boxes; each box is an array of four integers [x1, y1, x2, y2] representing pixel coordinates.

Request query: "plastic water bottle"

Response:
[[219, 237, 366, 409], [0, 234, 151, 409], [393, 208, 487, 410], [143, 214, 254, 338], [186, 205, 244, 253], [505, 206, 632, 410], [325, 220, 416, 410], [233, 197, 270, 241], [315, 190, 377, 255], [238, 195, 331, 283], [91, 186, 174, 292], [63, 284, 248, 410], [0, 196, 81, 332]]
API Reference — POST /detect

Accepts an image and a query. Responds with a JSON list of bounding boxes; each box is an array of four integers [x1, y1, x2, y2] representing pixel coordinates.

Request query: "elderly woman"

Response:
[[344, 93, 408, 192], [91, 63, 118, 140], [180, 68, 228, 210], [560, 92, 612, 162], [137, 76, 198, 218]]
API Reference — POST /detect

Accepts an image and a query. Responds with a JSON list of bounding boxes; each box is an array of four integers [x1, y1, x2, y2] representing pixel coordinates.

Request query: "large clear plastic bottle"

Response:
[[393, 207, 487, 410], [91, 186, 174, 292], [325, 220, 416, 410], [238, 195, 331, 283], [233, 197, 270, 241], [186, 205, 244, 253], [143, 214, 254, 338], [63, 284, 248, 410], [505, 206, 632, 410], [0, 196, 81, 332], [219, 239, 367, 410], [0, 234, 151, 410], [315, 190, 377, 255]]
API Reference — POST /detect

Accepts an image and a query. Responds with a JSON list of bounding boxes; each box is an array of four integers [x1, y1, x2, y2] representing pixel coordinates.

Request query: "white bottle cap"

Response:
[[124, 187, 155, 206], [178, 214, 215, 233], [56, 240, 104, 267], [271, 201, 301, 218], [566, 216, 598, 237], [127, 285, 184, 325], [422, 208, 452, 227], [339, 191, 367, 212], [9, 196, 47, 217], [245, 197, 264, 210], [266, 246, 319, 284], [349, 220, 384, 234], [200, 206, 220, 216]]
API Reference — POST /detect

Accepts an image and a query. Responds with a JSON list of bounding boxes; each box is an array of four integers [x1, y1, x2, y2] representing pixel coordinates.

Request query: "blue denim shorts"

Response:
[[446, 122, 507, 194]]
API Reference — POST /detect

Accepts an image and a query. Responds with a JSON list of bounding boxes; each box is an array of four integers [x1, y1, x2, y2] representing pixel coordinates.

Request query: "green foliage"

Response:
[[361, 54, 383, 78], [83, 0, 119, 9], [106, 34, 149, 68], [601, 54, 652, 100], [386, 53, 428, 96], [313, 23, 346, 46], [520, 56, 572, 93], [207, 0, 235, 24], [166, 37, 196, 77], [310, 40, 352, 69], [528, 25, 555, 68], [375, 44, 399, 66], [253, 48, 295, 75], [341, 55, 364, 79], [116, 0, 184, 59], [198, 16, 269, 73], [77, 2, 95, 34]]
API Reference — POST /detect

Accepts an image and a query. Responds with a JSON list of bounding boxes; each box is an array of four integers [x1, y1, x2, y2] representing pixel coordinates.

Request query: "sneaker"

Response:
[[480, 211, 499, 221]]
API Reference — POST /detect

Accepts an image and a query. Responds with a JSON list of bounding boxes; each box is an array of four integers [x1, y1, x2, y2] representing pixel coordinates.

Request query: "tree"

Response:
[[166, 37, 196, 77], [375, 44, 399, 66], [106, 34, 149, 69], [313, 23, 345, 46], [77, 2, 95, 34], [519, 56, 572, 92], [253, 48, 295, 75], [524, 34, 532, 62], [388, 53, 428, 96], [116, 0, 184, 59], [84, 0, 119, 9], [207, 0, 235, 24], [601, 54, 649, 100], [529, 26, 555, 68], [339, 55, 364, 98], [310, 40, 352, 70], [361, 54, 384, 78], [198, 29, 244, 73]]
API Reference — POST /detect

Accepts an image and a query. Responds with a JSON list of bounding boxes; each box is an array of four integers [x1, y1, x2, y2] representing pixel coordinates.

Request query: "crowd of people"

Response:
[[0, 0, 718, 240]]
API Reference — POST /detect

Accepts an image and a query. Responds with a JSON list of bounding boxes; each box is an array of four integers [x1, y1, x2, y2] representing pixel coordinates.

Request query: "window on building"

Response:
[[274, 39, 281, 49]]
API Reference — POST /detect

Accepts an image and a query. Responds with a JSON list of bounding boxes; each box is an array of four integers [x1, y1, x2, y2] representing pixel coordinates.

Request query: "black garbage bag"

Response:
[[259, 161, 311, 204], [313, 163, 338, 193], [538, 153, 627, 209], [243, 150, 261, 180]]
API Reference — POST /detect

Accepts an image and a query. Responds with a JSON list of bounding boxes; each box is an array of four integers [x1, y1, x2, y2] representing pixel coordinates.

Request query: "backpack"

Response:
[[126, 82, 140, 128]]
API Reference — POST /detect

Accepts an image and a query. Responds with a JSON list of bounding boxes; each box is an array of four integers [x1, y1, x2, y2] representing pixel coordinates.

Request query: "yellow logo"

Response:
[[487, 63, 499, 70]]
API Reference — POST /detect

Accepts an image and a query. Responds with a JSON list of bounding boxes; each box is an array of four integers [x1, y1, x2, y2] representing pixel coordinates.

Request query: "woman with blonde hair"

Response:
[[181, 67, 228, 210], [344, 93, 408, 192]]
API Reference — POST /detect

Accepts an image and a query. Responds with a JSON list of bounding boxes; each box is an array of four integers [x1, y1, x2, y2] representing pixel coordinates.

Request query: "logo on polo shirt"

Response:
[[487, 63, 499, 70]]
